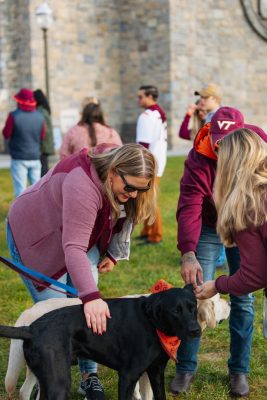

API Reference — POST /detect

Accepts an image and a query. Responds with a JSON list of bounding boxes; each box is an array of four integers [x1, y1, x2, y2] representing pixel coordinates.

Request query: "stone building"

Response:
[[0, 0, 267, 152]]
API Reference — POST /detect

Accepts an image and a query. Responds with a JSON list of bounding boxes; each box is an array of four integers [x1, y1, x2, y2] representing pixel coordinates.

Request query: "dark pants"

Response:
[[40, 154, 49, 177]]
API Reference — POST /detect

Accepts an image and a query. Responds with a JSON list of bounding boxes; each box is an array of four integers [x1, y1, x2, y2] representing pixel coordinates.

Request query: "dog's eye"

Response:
[[187, 304, 196, 313], [172, 305, 182, 315]]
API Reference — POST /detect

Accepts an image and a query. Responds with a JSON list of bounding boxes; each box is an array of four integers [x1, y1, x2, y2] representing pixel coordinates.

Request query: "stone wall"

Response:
[[0, 0, 32, 151], [29, 0, 122, 136], [117, 0, 170, 143], [0, 0, 267, 153], [170, 0, 267, 149]]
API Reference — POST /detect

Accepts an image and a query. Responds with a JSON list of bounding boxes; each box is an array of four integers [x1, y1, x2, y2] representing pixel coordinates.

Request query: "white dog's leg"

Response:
[[139, 372, 153, 400], [132, 381, 142, 400], [19, 368, 38, 400]]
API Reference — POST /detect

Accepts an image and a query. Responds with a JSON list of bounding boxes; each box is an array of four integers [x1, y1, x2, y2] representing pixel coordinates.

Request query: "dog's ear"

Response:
[[197, 300, 216, 330], [145, 294, 163, 321], [183, 284, 194, 293]]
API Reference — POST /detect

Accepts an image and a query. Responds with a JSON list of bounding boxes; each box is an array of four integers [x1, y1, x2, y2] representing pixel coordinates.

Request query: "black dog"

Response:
[[0, 286, 201, 400]]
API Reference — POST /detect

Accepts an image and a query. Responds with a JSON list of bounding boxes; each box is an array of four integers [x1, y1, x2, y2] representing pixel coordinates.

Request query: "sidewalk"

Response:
[[0, 154, 11, 169]]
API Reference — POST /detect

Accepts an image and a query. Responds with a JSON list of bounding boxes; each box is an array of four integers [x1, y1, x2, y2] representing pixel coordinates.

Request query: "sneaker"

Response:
[[79, 373, 106, 400]]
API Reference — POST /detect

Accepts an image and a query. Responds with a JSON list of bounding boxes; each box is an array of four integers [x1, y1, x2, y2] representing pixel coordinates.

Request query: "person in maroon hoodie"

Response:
[[195, 128, 267, 297], [171, 107, 267, 398]]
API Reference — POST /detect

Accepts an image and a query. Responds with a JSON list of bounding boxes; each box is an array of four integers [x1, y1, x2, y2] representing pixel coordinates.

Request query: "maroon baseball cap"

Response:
[[210, 106, 267, 146], [14, 88, 36, 106]]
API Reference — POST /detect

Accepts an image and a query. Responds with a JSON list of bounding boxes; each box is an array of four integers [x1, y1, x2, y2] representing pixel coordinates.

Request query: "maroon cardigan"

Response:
[[8, 149, 115, 303]]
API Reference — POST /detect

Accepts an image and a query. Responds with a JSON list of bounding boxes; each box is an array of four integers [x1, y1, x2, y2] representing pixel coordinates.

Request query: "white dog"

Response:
[[5, 294, 230, 400]]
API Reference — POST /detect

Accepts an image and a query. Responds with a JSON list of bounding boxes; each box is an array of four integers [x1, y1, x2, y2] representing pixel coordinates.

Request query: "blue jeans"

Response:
[[176, 225, 254, 374], [6, 221, 99, 375], [216, 246, 227, 268], [11, 159, 41, 197]]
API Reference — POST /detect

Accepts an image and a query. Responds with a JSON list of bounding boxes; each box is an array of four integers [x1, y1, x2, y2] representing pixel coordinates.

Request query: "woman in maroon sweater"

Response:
[[196, 128, 267, 299], [6, 143, 157, 399], [178, 101, 207, 141]]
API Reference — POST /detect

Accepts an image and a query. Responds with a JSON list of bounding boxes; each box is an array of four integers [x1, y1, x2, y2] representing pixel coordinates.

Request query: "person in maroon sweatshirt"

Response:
[[178, 100, 207, 141], [6, 143, 157, 400], [195, 129, 267, 297], [171, 107, 267, 398]]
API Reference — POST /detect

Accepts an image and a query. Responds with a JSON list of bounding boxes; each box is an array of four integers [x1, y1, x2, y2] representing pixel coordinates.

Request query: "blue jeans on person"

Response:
[[216, 246, 227, 268], [176, 225, 254, 375], [11, 159, 41, 197], [6, 221, 100, 375]]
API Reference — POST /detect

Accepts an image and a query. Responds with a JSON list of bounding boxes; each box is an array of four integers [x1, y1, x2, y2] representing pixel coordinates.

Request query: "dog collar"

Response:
[[150, 279, 181, 362]]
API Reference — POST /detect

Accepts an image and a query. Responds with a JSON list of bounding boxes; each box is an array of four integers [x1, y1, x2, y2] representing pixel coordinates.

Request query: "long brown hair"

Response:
[[214, 129, 267, 246], [190, 100, 207, 139], [79, 103, 106, 147], [90, 143, 157, 224]]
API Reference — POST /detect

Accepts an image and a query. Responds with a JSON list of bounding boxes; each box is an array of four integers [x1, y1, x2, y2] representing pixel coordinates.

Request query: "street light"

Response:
[[35, 2, 53, 102]]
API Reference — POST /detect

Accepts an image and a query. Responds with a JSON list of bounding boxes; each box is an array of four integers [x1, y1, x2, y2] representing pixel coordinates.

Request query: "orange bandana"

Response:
[[150, 279, 181, 362], [194, 123, 217, 161]]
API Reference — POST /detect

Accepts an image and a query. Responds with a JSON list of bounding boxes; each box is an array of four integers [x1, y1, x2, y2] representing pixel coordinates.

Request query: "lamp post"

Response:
[[35, 2, 53, 102]]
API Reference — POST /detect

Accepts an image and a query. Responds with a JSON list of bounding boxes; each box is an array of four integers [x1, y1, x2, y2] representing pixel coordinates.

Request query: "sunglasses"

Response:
[[120, 174, 150, 193]]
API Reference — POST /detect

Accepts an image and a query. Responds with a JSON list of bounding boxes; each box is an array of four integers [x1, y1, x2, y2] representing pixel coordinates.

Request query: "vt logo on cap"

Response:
[[217, 121, 236, 130], [210, 107, 245, 147]]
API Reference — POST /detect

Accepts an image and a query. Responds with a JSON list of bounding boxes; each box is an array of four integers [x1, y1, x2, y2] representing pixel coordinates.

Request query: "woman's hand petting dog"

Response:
[[98, 256, 115, 273], [195, 280, 218, 300], [84, 299, 111, 334], [181, 251, 203, 288]]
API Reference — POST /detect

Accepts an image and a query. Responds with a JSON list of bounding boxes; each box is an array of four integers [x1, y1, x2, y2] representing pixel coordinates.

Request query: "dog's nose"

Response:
[[188, 322, 201, 337], [189, 327, 201, 337]]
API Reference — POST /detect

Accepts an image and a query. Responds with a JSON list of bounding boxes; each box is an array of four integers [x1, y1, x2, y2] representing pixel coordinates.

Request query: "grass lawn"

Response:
[[0, 156, 266, 399]]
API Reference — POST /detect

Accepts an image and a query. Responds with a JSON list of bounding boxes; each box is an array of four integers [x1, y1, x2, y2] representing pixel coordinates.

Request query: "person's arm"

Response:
[[61, 170, 110, 333], [177, 151, 214, 254], [177, 151, 215, 287], [178, 113, 192, 140], [215, 227, 267, 296], [196, 225, 267, 299], [40, 121, 46, 140], [2, 113, 14, 139]]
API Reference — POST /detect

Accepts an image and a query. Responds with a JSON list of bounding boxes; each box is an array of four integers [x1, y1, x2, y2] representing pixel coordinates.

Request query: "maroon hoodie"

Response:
[[215, 224, 267, 296], [176, 147, 217, 255]]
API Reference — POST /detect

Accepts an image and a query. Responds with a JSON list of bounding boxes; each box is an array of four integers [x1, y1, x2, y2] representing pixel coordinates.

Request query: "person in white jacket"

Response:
[[136, 85, 167, 244]]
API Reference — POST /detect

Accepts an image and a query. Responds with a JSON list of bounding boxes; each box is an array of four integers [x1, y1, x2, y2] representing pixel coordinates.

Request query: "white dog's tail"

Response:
[[5, 309, 33, 395], [5, 338, 25, 395]]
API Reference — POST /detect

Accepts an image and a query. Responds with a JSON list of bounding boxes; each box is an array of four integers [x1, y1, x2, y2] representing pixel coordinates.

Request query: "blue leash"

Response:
[[0, 256, 78, 297]]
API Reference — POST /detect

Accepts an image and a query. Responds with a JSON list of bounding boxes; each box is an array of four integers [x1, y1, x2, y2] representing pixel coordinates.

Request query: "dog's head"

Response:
[[197, 299, 216, 331], [145, 285, 201, 340], [197, 293, 230, 331]]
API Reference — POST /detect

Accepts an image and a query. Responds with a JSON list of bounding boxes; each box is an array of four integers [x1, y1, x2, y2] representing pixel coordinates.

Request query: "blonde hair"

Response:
[[191, 111, 205, 139], [190, 100, 207, 140], [90, 143, 157, 224], [214, 129, 267, 246]]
